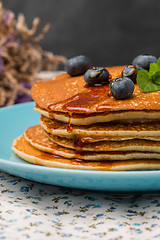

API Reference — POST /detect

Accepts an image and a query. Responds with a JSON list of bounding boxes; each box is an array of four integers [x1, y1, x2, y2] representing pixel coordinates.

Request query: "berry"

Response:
[[84, 67, 110, 86], [132, 55, 157, 70], [121, 65, 142, 84], [109, 77, 134, 100], [65, 55, 91, 76]]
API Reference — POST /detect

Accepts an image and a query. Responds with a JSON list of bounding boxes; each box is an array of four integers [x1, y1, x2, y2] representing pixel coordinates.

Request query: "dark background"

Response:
[[3, 0, 160, 68]]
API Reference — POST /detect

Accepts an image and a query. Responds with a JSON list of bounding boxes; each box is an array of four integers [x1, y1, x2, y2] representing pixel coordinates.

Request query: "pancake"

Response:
[[31, 66, 124, 113], [12, 134, 160, 171], [12, 65, 160, 171], [48, 133, 160, 153], [24, 125, 160, 161], [40, 115, 160, 140], [31, 65, 160, 125], [35, 104, 160, 125]]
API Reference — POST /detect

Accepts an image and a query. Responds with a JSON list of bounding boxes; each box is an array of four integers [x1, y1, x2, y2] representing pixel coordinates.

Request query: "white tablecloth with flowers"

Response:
[[0, 170, 160, 240]]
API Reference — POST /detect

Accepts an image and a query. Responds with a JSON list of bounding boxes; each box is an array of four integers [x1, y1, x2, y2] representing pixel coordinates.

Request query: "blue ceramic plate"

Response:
[[1, 102, 160, 193]]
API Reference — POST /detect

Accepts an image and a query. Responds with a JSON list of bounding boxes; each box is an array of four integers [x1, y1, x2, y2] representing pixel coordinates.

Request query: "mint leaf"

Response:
[[136, 57, 160, 92], [157, 57, 160, 68], [152, 71, 160, 85], [149, 62, 159, 78], [136, 69, 160, 92], [149, 63, 160, 84]]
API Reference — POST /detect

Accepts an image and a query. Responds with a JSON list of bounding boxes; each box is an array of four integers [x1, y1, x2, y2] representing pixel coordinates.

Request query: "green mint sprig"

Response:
[[136, 57, 160, 92]]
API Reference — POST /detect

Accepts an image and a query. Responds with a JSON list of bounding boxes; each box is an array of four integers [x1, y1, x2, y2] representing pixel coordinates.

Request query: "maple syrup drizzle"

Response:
[[45, 70, 120, 114], [66, 112, 73, 133], [62, 85, 110, 113], [108, 72, 112, 81], [73, 136, 86, 151], [127, 64, 135, 69], [108, 89, 112, 97]]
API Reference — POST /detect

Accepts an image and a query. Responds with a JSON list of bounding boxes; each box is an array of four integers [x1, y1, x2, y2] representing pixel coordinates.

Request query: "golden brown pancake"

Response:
[[31, 66, 123, 112], [12, 65, 160, 171], [24, 125, 160, 161], [48, 133, 160, 153], [35, 104, 160, 125], [31, 66, 160, 113], [40, 115, 160, 140], [12, 134, 160, 171], [31, 65, 160, 127]]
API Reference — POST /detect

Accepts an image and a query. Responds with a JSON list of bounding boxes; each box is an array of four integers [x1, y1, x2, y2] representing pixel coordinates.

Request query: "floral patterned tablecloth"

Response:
[[0, 170, 160, 240]]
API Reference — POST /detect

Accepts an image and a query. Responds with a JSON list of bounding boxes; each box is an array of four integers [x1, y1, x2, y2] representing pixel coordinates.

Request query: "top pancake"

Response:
[[31, 66, 160, 114]]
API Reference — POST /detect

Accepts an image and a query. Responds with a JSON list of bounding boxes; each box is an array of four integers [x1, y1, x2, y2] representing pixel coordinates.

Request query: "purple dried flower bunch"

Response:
[[0, 2, 67, 106]]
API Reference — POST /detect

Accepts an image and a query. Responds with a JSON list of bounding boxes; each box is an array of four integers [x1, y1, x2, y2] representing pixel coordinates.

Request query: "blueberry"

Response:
[[84, 67, 110, 86], [121, 65, 142, 84], [65, 55, 91, 76], [132, 55, 157, 70], [109, 77, 134, 100]]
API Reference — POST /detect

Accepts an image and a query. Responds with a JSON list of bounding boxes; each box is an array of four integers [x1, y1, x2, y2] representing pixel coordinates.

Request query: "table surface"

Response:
[[0, 170, 160, 240], [1, 72, 160, 240]]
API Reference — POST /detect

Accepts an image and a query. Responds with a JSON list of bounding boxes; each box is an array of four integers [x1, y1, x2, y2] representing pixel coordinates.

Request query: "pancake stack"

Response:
[[12, 66, 160, 170]]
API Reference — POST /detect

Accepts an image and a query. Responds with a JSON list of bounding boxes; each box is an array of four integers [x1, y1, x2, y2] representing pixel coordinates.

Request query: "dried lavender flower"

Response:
[[0, 2, 67, 107], [0, 58, 4, 73]]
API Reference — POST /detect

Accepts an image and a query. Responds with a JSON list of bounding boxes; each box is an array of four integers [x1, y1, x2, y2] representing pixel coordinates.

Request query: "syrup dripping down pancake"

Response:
[[47, 133, 160, 153], [40, 115, 160, 141], [24, 125, 160, 161], [12, 134, 160, 171], [35, 104, 160, 126]]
